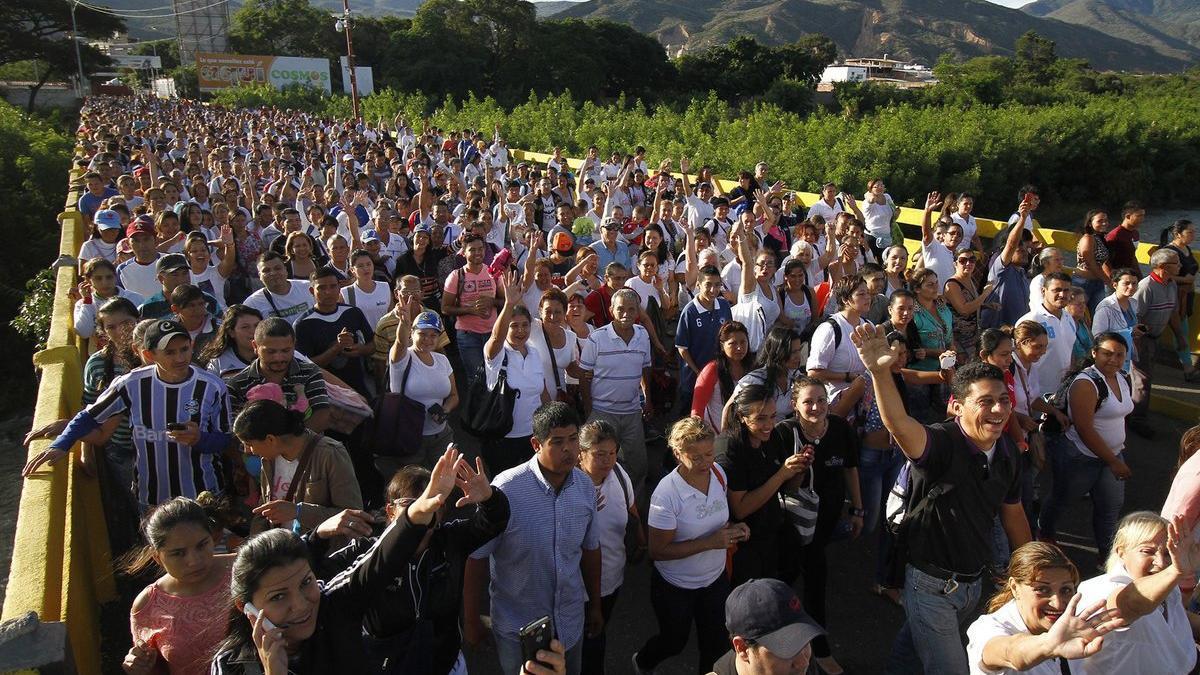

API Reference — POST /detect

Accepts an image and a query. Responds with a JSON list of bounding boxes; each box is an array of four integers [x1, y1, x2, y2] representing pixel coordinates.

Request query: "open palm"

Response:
[[1047, 595, 1122, 660], [849, 324, 898, 373]]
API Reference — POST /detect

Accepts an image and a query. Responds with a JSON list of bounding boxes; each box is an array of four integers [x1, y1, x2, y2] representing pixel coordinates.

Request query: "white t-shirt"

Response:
[[244, 281, 313, 325], [342, 280, 392, 332], [862, 199, 894, 242], [647, 465, 729, 589], [806, 313, 869, 396], [1073, 567, 1196, 675], [389, 351, 453, 435], [79, 237, 118, 264], [528, 320, 578, 398], [207, 347, 252, 379], [806, 199, 843, 225], [271, 457, 299, 500], [1017, 305, 1076, 393], [738, 283, 781, 333], [965, 600, 1061, 675], [191, 265, 228, 312], [625, 276, 661, 311], [486, 343, 545, 438], [922, 239, 956, 292], [952, 213, 978, 249], [592, 464, 633, 597], [1029, 275, 1047, 309], [1065, 367, 1133, 459], [1011, 358, 1042, 418], [116, 257, 162, 298]]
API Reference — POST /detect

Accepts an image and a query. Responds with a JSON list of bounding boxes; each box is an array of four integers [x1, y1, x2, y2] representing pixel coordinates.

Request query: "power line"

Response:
[[72, 0, 229, 20]]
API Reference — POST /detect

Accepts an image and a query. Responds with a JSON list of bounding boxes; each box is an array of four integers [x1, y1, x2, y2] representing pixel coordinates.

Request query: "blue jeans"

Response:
[[886, 565, 982, 675], [456, 329, 489, 383], [1074, 276, 1109, 315], [858, 446, 905, 584], [495, 629, 583, 675], [1038, 436, 1125, 558]]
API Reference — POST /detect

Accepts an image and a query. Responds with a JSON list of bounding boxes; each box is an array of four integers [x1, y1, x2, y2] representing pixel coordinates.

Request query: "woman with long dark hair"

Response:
[[202, 305, 264, 378], [728, 325, 804, 422], [211, 447, 482, 674], [1075, 209, 1113, 314], [691, 321, 753, 432]]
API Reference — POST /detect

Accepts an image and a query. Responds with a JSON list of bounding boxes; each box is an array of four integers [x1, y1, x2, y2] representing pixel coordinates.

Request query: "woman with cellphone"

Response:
[[210, 447, 493, 675]]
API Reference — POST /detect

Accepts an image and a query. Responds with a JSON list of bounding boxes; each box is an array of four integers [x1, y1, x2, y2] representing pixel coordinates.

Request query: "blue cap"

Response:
[[733, 203, 750, 217], [414, 310, 443, 332], [725, 579, 824, 659], [414, 223, 433, 234], [94, 209, 122, 230]]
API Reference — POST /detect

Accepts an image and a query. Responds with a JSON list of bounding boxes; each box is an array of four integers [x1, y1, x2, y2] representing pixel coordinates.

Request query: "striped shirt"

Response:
[[470, 458, 599, 648], [83, 350, 132, 460], [60, 364, 231, 506], [579, 323, 651, 415], [223, 357, 330, 418]]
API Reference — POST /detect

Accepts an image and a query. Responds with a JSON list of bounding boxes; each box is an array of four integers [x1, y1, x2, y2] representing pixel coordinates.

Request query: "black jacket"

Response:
[[211, 497, 500, 675]]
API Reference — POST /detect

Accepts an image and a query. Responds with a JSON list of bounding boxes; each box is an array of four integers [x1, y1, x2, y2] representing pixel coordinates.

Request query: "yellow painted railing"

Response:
[[2, 164, 115, 675], [4, 140, 1194, 675]]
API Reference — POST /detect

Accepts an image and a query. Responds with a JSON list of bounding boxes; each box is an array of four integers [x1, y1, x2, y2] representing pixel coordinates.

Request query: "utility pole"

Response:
[[340, 0, 360, 122], [70, 0, 86, 97]]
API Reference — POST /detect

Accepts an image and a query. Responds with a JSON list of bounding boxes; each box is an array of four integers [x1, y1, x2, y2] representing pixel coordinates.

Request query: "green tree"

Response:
[[1014, 31, 1058, 87], [1, 0, 124, 110], [228, 0, 340, 61]]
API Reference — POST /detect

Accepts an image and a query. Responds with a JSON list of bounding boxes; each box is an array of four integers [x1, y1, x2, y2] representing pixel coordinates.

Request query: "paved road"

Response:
[[462, 411, 1194, 674]]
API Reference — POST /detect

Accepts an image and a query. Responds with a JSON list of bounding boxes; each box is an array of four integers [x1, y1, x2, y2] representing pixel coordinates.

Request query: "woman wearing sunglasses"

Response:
[[944, 252, 997, 366]]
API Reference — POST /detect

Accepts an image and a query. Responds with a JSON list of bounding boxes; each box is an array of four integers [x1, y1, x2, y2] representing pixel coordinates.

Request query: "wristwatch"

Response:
[[848, 506, 866, 518]]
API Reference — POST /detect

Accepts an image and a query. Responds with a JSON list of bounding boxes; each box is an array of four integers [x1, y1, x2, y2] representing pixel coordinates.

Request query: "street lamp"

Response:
[[335, 0, 361, 122], [69, 0, 86, 97]]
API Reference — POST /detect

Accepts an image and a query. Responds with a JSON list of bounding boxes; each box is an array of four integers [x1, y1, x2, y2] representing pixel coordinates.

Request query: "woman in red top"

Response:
[[691, 321, 753, 432]]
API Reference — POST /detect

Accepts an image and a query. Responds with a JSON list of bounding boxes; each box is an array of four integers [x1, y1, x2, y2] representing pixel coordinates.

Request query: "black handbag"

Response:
[[461, 352, 517, 437], [370, 359, 427, 461]]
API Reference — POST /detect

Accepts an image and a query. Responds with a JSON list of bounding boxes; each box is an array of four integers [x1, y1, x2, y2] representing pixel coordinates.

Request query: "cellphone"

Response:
[[243, 602, 278, 631], [165, 422, 187, 432], [1021, 192, 1036, 206], [518, 615, 554, 668], [1136, 323, 1148, 333]]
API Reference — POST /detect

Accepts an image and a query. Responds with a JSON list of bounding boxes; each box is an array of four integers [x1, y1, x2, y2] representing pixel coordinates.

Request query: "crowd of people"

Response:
[[18, 94, 1200, 675]]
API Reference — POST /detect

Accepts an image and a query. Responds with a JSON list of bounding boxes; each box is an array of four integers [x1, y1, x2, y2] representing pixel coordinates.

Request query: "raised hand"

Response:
[[408, 446, 461, 524], [1167, 513, 1200, 576], [850, 323, 900, 374], [1044, 595, 1122, 660], [924, 191, 943, 212], [679, 157, 690, 174], [453, 454, 494, 507]]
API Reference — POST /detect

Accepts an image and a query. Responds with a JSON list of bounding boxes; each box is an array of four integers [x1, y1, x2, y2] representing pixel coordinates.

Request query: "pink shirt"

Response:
[[444, 266, 498, 334], [130, 567, 232, 675], [1162, 451, 1200, 592]]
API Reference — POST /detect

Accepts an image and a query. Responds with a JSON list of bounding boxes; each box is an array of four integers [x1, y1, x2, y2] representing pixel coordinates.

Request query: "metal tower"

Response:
[[173, 0, 231, 66]]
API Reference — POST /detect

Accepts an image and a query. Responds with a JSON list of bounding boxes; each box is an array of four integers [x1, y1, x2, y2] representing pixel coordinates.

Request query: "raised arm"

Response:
[[921, 191, 941, 246], [1001, 201, 1032, 266], [850, 324, 928, 460], [484, 271, 522, 361]]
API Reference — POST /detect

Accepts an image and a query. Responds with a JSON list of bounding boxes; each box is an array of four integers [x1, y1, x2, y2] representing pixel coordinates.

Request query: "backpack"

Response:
[[1042, 367, 1131, 416], [884, 424, 971, 537]]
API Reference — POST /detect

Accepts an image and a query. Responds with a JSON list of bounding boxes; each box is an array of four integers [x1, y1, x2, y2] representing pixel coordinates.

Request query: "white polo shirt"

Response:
[[806, 198, 843, 225], [486, 342, 545, 439], [806, 313, 870, 396], [578, 323, 651, 415], [592, 464, 633, 597], [647, 465, 729, 589], [965, 600, 1062, 675], [1017, 303, 1076, 393]]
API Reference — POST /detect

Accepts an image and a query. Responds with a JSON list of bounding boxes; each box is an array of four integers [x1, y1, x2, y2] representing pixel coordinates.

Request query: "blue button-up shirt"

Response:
[[589, 239, 632, 271], [471, 456, 599, 647]]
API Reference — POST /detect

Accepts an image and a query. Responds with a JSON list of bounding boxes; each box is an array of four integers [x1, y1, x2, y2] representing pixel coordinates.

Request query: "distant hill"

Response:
[[556, 0, 1193, 71], [1022, 0, 1200, 59], [534, 1, 583, 18]]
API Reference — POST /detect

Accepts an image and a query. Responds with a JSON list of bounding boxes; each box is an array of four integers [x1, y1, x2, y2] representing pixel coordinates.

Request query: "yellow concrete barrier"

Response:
[[2, 166, 115, 675]]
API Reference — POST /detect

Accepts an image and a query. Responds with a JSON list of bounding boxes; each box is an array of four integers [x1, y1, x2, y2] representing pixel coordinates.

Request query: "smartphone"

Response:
[[165, 422, 187, 432], [243, 602, 278, 631], [518, 615, 553, 669], [1021, 192, 1036, 206]]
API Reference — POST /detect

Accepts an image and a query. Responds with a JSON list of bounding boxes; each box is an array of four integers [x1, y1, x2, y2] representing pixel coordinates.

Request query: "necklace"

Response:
[[799, 417, 828, 444]]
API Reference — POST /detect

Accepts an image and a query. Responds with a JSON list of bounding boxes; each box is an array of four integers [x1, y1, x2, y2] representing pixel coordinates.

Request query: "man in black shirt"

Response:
[[850, 324, 1031, 675], [395, 222, 447, 310], [295, 266, 375, 397]]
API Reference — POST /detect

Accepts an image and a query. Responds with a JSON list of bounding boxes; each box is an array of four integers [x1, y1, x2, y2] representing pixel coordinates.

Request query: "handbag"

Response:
[[460, 351, 517, 437], [543, 324, 574, 407], [369, 358, 426, 461], [780, 427, 820, 545]]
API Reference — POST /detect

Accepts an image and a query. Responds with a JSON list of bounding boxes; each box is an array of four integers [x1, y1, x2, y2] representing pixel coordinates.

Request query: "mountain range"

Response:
[[554, 0, 1197, 71], [1022, 0, 1200, 62]]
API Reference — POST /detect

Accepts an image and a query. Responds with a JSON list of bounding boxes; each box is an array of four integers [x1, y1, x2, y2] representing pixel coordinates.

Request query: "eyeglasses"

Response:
[[957, 258, 975, 264]]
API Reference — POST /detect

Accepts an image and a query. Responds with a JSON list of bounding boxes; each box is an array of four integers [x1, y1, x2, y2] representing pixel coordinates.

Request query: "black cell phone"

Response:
[[1136, 324, 1148, 333], [165, 422, 187, 432], [518, 615, 553, 669]]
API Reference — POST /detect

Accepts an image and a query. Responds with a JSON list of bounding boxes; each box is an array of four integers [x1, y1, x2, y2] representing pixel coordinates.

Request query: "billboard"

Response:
[[196, 52, 331, 93], [111, 54, 163, 70], [339, 57, 374, 96]]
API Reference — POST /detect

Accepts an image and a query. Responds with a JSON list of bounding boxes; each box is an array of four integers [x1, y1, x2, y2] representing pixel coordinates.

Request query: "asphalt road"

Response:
[[461, 411, 1195, 675]]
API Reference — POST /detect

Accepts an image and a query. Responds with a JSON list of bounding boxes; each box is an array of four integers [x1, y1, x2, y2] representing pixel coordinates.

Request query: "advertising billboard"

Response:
[[339, 57, 374, 96], [111, 54, 163, 70], [196, 52, 332, 93]]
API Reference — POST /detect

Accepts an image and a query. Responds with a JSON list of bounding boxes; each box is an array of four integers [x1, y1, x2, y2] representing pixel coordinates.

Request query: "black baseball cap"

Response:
[[156, 253, 189, 274], [142, 318, 190, 351], [725, 579, 825, 659]]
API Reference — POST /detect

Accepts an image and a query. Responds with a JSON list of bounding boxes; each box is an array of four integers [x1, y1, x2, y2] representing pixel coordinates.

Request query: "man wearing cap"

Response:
[[709, 579, 824, 675], [589, 219, 632, 271], [115, 216, 165, 297], [138, 253, 219, 320], [25, 319, 234, 509], [362, 203, 408, 276]]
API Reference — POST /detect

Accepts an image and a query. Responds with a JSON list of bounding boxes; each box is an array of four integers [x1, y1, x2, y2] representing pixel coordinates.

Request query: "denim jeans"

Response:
[[495, 629, 583, 675], [1074, 276, 1109, 315], [886, 565, 982, 675], [636, 568, 730, 673], [1038, 437, 1126, 558], [588, 410, 647, 496], [858, 446, 905, 585], [456, 329, 489, 384]]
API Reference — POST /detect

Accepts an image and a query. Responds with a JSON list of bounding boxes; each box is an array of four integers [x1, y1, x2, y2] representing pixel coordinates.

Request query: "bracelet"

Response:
[[848, 507, 866, 518]]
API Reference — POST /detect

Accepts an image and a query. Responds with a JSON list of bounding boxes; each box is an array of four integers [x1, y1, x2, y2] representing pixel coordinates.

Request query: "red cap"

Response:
[[133, 166, 148, 178], [126, 218, 155, 238]]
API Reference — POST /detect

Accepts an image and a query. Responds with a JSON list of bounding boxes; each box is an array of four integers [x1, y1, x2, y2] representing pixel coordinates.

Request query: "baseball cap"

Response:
[[725, 579, 825, 660], [361, 232, 380, 244], [414, 310, 443, 332], [156, 253, 188, 274], [711, 197, 730, 208], [414, 222, 433, 235], [341, 153, 355, 162], [601, 218, 622, 230], [132, 166, 149, 178], [126, 217, 155, 238], [551, 231, 574, 253], [142, 318, 190, 351], [94, 209, 122, 231]]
